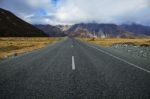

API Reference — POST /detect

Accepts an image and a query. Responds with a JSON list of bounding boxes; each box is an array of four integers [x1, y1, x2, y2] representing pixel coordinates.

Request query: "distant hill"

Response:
[[56, 25, 72, 32], [67, 23, 134, 38], [34, 25, 66, 37], [0, 8, 48, 37], [120, 24, 150, 36]]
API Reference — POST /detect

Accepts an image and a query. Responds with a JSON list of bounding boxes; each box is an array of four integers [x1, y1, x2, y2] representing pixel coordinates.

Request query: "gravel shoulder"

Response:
[[111, 44, 150, 59]]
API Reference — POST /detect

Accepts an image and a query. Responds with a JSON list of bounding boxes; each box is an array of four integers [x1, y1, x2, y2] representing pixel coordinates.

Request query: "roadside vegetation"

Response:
[[0, 37, 63, 60], [80, 38, 150, 46]]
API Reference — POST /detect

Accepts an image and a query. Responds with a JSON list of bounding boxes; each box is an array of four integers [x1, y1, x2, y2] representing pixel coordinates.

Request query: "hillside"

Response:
[[34, 25, 66, 37], [121, 24, 150, 36], [67, 23, 134, 38], [0, 8, 48, 37]]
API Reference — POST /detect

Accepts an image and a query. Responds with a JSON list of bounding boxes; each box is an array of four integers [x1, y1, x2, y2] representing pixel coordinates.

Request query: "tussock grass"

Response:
[[80, 38, 150, 47], [0, 37, 63, 59]]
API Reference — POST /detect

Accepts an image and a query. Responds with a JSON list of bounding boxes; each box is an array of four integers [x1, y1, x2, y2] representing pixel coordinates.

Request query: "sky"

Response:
[[0, 0, 150, 25]]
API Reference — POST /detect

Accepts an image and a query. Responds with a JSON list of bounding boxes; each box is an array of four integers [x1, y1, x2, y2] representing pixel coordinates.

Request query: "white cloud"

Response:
[[26, 0, 50, 7], [0, 0, 150, 25], [55, 0, 149, 24]]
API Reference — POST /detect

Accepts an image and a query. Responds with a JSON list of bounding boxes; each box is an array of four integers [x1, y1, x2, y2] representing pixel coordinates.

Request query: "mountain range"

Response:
[[0, 8, 48, 37]]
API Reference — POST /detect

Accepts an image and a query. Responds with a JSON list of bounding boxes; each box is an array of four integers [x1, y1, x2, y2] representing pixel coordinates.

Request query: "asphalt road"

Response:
[[0, 38, 150, 99]]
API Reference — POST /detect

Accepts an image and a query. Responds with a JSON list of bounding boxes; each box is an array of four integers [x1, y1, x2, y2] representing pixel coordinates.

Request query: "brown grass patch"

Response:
[[0, 37, 64, 59], [80, 38, 150, 47]]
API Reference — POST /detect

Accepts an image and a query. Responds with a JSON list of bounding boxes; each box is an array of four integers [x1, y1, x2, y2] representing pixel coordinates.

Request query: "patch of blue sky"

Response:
[[51, 0, 60, 6], [37, 8, 47, 16]]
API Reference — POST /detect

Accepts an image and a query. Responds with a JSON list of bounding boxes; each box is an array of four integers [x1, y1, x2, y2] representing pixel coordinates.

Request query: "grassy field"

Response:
[[80, 38, 150, 47], [0, 37, 64, 60]]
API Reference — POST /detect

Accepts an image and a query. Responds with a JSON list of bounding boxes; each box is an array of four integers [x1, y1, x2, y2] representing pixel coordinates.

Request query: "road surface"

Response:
[[0, 38, 150, 98]]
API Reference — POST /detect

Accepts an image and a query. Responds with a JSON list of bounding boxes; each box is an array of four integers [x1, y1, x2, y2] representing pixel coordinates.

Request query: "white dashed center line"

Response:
[[72, 56, 75, 70]]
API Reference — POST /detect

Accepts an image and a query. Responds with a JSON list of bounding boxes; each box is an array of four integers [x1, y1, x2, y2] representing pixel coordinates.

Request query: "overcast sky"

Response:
[[0, 0, 150, 25]]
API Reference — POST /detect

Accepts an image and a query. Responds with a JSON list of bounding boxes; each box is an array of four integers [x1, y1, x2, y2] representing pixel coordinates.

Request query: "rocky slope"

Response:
[[67, 23, 134, 38]]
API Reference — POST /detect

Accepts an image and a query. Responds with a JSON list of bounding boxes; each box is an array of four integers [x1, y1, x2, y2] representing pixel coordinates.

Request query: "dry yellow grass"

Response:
[[0, 37, 64, 59], [80, 38, 150, 47]]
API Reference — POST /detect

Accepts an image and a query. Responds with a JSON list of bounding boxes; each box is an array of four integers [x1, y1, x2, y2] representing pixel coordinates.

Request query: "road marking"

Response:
[[72, 56, 75, 70], [71, 45, 74, 48], [87, 44, 150, 74]]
